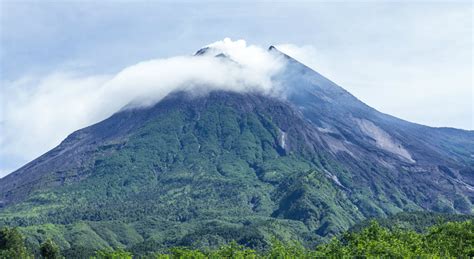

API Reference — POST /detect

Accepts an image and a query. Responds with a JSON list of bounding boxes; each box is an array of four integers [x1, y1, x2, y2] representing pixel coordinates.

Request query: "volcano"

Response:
[[0, 45, 472, 253]]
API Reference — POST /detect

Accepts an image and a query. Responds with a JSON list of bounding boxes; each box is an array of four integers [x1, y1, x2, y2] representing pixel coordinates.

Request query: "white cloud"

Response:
[[0, 38, 285, 177], [276, 43, 473, 130]]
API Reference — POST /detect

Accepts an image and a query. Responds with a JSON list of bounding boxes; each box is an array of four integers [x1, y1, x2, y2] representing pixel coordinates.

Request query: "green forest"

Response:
[[2, 217, 472, 258]]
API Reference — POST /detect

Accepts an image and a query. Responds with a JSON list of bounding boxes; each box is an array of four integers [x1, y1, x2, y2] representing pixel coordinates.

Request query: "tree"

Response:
[[210, 241, 257, 258], [0, 227, 31, 258], [40, 239, 60, 259], [169, 247, 206, 258], [313, 237, 347, 257], [313, 220, 474, 257], [93, 248, 133, 259], [425, 220, 474, 257], [267, 238, 306, 258]]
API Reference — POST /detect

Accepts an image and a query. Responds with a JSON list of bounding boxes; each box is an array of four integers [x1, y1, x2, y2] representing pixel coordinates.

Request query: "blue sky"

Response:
[[0, 1, 472, 176]]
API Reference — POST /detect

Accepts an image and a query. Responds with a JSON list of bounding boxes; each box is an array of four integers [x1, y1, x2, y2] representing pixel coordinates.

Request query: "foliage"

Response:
[[351, 211, 474, 233], [208, 241, 257, 258], [424, 220, 474, 257], [0, 227, 32, 258], [104, 220, 474, 258], [40, 239, 61, 259], [93, 248, 133, 259], [316, 220, 473, 257], [0, 220, 472, 258]]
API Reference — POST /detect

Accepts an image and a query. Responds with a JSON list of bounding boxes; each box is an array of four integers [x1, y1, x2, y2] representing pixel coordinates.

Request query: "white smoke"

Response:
[[0, 38, 286, 176]]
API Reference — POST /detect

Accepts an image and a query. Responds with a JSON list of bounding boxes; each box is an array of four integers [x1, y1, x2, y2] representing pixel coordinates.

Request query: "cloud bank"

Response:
[[276, 43, 473, 132], [0, 38, 285, 176]]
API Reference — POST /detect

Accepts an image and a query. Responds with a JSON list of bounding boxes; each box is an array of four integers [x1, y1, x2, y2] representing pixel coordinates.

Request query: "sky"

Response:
[[0, 1, 472, 177]]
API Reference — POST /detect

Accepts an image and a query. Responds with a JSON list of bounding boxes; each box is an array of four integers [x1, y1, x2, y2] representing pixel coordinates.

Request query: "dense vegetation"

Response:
[[1, 218, 472, 258], [1, 92, 473, 255], [350, 210, 474, 233], [0, 96, 368, 251]]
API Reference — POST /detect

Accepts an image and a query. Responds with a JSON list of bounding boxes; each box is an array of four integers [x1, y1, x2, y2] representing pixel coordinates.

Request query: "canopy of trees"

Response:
[[0, 227, 32, 258], [1, 219, 472, 258]]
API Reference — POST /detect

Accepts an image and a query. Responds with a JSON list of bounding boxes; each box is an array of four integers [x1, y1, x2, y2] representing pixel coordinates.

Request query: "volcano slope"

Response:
[[0, 47, 472, 253]]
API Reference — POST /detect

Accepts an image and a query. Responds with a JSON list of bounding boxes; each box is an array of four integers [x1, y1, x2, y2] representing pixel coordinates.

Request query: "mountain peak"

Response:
[[194, 46, 231, 60], [194, 47, 210, 56]]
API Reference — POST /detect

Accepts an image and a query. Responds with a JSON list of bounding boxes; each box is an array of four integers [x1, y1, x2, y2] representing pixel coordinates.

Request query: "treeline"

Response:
[[1, 220, 472, 258]]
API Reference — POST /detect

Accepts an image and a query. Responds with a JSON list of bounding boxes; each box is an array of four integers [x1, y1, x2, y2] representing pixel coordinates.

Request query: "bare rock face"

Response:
[[355, 118, 414, 163]]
